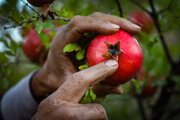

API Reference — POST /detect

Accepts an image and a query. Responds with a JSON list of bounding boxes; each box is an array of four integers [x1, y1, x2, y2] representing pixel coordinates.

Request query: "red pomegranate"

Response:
[[87, 30, 143, 85], [129, 10, 154, 32], [138, 70, 157, 98], [23, 29, 46, 62], [27, 0, 54, 7]]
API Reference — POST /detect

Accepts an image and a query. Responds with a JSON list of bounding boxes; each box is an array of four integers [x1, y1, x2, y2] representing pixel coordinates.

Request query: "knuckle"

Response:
[[95, 104, 106, 113], [70, 15, 83, 25], [90, 12, 102, 17], [71, 73, 85, 82]]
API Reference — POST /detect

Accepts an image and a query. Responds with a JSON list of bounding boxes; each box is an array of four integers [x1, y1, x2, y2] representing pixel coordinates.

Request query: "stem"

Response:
[[132, 83, 148, 120], [4, 17, 39, 29], [136, 95, 148, 120], [148, 0, 174, 68], [115, 0, 123, 17], [151, 73, 175, 120], [21, 0, 40, 15]]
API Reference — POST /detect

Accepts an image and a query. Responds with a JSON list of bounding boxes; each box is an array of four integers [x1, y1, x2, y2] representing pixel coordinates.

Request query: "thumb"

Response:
[[52, 59, 118, 103]]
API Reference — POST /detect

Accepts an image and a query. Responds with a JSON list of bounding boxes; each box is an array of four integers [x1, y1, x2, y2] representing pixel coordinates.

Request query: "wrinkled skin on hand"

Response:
[[31, 12, 141, 120]]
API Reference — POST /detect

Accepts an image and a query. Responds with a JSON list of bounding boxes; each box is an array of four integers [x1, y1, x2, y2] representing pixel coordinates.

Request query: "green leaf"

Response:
[[5, 34, 17, 53], [132, 79, 142, 94], [80, 87, 96, 104], [21, 8, 30, 19], [0, 53, 9, 64], [42, 21, 55, 29], [0, 38, 9, 48], [4, 50, 14, 56], [76, 49, 85, 60], [131, 79, 141, 88], [37, 32, 49, 49], [63, 43, 81, 52], [36, 19, 43, 34], [151, 80, 167, 86], [79, 64, 89, 70], [172, 75, 180, 84], [89, 87, 96, 100]]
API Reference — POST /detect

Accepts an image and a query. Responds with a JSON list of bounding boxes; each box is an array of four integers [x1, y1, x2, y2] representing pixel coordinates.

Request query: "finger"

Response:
[[58, 103, 108, 120], [90, 12, 141, 34], [93, 84, 123, 97], [51, 16, 120, 53], [52, 59, 118, 103]]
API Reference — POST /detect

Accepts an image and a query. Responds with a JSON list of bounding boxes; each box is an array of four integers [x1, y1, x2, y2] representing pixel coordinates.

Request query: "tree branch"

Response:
[[136, 95, 148, 120], [4, 17, 39, 29], [147, 0, 179, 119], [148, 0, 174, 69], [157, 0, 180, 20], [128, 0, 151, 14], [151, 74, 175, 120], [115, 0, 124, 17], [132, 83, 148, 120], [21, 0, 40, 15]]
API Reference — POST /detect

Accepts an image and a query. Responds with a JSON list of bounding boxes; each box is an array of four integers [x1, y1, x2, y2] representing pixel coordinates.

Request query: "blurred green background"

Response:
[[0, 0, 180, 120]]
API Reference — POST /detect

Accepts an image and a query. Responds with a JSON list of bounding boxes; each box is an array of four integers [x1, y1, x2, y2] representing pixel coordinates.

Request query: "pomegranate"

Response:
[[129, 10, 154, 32], [27, 0, 54, 7], [23, 29, 47, 62], [137, 70, 157, 98], [87, 30, 143, 85]]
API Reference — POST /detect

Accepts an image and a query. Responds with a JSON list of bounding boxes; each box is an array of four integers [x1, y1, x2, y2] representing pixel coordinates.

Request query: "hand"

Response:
[[32, 59, 118, 120], [31, 12, 141, 99]]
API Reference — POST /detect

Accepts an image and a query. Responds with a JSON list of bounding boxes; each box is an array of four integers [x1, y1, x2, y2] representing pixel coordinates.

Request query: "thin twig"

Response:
[[21, 0, 40, 15], [158, 8, 169, 14], [169, 10, 180, 20], [128, 0, 151, 14], [158, 0, 174, 14], [157, 0, 180, 20], [55, 16, 71, 21], [136, 95, 148, 120], [52, 12, 71, 21], [132, 83, 148, 120], [4, 17, 39, 29], [115, 0, 124, 17]]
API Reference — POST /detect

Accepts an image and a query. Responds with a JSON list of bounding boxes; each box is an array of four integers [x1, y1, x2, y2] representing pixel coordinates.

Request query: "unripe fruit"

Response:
[[27, 0, 54, 7], [87, 30, 143, 85], [23, 29, 46, 62], [129, 10, 154, 32]]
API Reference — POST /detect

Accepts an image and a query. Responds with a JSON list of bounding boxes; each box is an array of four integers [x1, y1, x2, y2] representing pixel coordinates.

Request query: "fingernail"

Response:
[[107, 22, 120, 29], [105, 59, 118, 67], [131, 23, 141, 30]]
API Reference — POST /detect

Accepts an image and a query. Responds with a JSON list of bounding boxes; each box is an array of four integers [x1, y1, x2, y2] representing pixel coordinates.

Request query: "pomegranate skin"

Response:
[[130, 11, 154, 32], [27, 0, 54, 7], [23, 29, 45, 62], [87, 30, 143, 85]]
